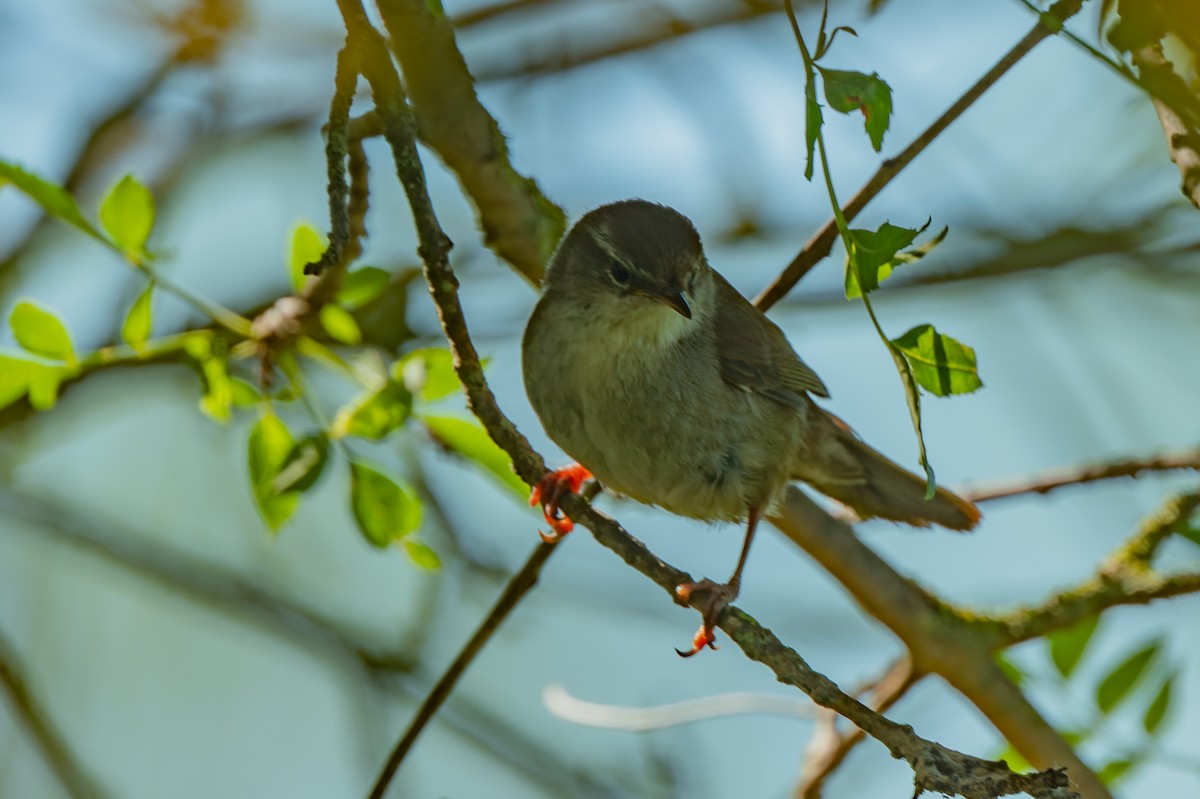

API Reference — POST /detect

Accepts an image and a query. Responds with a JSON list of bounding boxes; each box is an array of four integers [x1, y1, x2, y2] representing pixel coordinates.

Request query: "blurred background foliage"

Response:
[[1, 0, 1199, 797]]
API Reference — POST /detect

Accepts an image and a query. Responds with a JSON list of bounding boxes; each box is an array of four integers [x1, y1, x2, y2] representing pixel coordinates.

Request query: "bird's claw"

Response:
[[673, 579, 736, 657], [530, 463, 592, 541]]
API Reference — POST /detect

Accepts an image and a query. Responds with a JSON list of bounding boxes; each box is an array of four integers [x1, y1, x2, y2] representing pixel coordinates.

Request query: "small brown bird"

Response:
[[522, 200, 979, 655]]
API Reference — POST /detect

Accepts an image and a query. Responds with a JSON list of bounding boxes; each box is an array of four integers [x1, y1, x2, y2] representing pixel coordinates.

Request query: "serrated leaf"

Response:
[[819, 68, 893, 151], [319, 303, 362, 345], [1143, 671, 1174, 734], [98, 174, 155, 256], [404, 538, 442, 570], [891, 324, 982, 397], [272, 433, 330, 494], [845, 221, 928, 298], [397, 348, 461, 403], [336, 267, 391, 308], [349, 461, 422, 548], [10, 301, 76, 364], [331, 381, 412, 440], [288, 222, 327, 291], [893, 226, 948, 266], [0, 160, 100, 239], [247, 411, 300, 531], [1097, 640, 1160, 714], [421, 414, 527, 500], [1047, 614, 1101, 678], [121, 284, 154, 350], [198, 355, 233, 423]]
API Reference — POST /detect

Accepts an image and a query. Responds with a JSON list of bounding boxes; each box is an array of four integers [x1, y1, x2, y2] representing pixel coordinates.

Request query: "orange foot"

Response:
[[530, 463, 592, 542], [673, 579, 739, 657]]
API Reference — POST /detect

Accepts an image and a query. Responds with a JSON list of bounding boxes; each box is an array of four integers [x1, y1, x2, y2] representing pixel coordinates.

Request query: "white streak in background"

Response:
[[543, 684, 815, 731]]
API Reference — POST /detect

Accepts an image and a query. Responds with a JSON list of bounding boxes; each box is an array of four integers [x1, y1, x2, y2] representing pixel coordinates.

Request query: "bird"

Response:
[[521, 199, 979, 656]]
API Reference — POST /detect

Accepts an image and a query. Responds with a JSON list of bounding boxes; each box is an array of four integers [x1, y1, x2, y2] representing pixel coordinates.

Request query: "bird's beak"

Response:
[[648, 288, 691, 319]]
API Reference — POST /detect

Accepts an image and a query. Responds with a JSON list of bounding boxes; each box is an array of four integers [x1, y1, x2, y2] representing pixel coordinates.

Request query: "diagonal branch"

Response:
[[753, 0, 1087, 310]]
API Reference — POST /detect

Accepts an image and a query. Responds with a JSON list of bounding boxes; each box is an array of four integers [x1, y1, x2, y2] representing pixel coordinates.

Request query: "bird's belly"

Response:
[[570, 355, 799, 522]]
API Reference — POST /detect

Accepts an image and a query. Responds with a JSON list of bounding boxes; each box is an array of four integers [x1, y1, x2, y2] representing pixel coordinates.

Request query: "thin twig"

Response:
[[996, 490, 1200, 644], [305, 41, 359, 277], [753, 0, 1087, 310], [960, 448, 1200, 503], [366, 542, 556, 799]]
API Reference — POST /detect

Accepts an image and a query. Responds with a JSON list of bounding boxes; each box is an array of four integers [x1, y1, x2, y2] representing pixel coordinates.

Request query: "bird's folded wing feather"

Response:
[[711, 274, 830, 406]]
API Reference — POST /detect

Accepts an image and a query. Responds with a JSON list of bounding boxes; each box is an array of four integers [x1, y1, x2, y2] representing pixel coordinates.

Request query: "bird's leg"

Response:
[[674, 505, 762, 657], [530, 463, 593, 542]]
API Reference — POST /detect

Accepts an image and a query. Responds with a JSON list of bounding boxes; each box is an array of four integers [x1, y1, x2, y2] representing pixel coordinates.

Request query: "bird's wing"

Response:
[[711, 272, 830, 407]]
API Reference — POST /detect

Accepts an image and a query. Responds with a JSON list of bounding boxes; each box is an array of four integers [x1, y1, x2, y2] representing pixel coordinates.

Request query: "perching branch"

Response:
[[753, 0, 1087, 310]]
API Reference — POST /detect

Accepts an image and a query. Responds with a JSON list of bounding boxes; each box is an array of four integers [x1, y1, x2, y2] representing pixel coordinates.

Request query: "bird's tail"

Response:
[[800, 411, 980, 532]]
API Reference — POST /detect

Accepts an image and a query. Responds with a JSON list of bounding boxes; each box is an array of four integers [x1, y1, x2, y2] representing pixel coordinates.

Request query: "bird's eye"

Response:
[[608, 260, 631, 286]]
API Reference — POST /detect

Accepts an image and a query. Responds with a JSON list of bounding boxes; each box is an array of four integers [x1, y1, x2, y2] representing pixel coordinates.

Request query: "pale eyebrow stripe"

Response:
[[588, 225, 632, 269]]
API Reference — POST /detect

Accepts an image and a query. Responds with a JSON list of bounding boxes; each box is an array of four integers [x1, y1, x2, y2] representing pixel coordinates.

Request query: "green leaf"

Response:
[[1097, 756, 1141, 785], [230, 378, 262, 408], [331, 381, 412, 441], [27, 364, 70, 410], [272, 433, 330, 494], [0, 355, 38, 410], [319, 303, 362, 345], [397, 348, 461, 403], [98, 174, 155, 256], [288, 222, 327, 291], [404, 538, 442, 570], [1143, 671, 1175, 734], [1178, 522, 1200, 549], [844, 221, 928, 298], [890, 324, 982, 397], [198, 355, 233, 423], [247, 411, 300, 531], [421, 414, 527, 500], [349, 461, 422, 548], [10, 301, 76, 364], [0, 160, 100, 239], [804, 90, 823, 182], [893, 225, 948, 266], [335, 267, 391, 308], [819, 68, 893, 151], [1096, 640, 1160, 714], [121, 284, 154, 350], [1047, 614, 1101, 678]]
